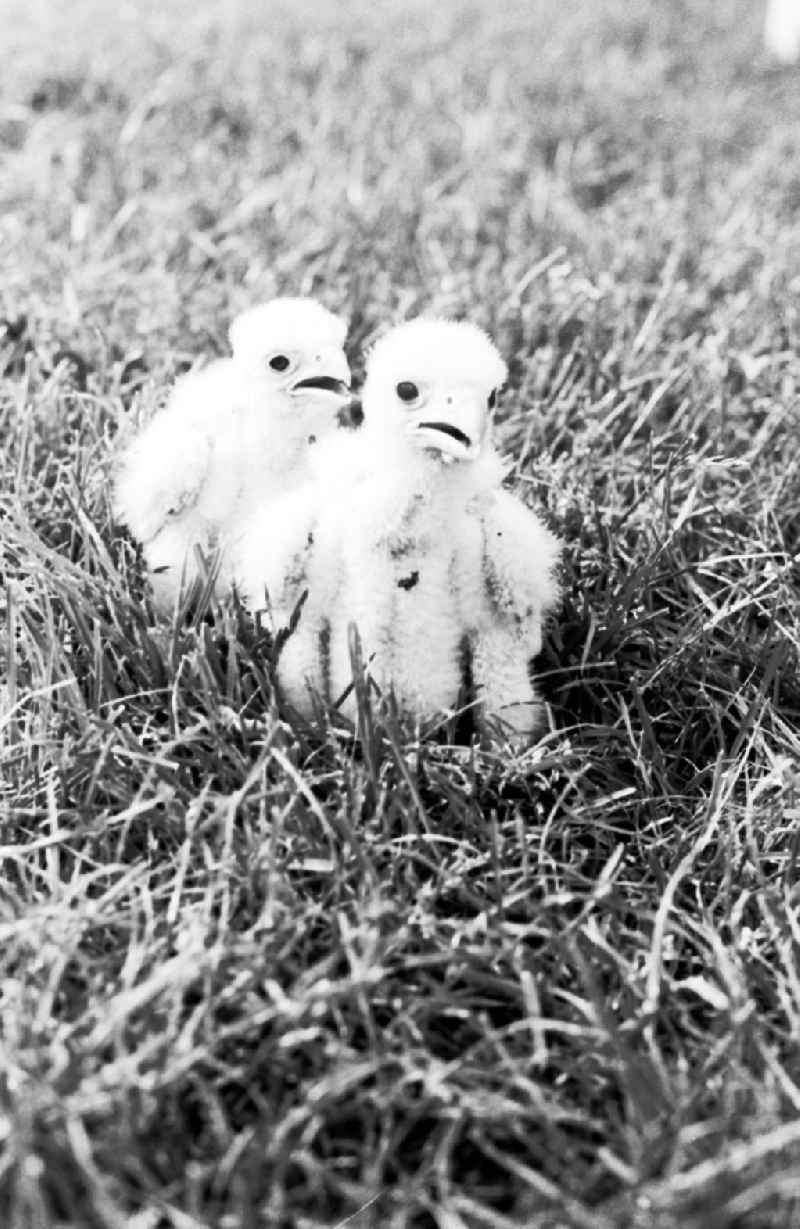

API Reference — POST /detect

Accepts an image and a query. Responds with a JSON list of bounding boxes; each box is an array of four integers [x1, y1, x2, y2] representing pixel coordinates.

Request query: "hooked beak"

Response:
[[290, 346, 352, 403], [408, 393, 485, 461]]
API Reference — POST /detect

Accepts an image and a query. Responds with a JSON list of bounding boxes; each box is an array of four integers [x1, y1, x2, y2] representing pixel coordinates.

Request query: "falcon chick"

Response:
[[114, 297, 351, 612], [764, 0, 800, 63], [235, 318, 561, 741]]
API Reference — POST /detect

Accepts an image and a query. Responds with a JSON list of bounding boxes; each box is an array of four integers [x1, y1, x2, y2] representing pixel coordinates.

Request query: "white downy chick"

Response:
[[114, 297, 351, 612], [764, 0, 800, 63], [236, 318, 561, 740]]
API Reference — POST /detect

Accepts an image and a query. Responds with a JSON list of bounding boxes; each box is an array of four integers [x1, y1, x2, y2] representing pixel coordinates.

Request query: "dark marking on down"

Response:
[[398, 570, 419, 591]]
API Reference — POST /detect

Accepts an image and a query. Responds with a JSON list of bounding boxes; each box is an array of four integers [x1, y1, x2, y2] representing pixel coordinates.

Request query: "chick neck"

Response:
[[361, 418, 505, 500]]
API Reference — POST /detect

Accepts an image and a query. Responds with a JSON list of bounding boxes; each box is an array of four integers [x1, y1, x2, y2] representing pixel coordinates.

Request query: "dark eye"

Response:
[[269, 354, 291, 372], [488, 389, 497, 409], [396, 381, 419, 403]]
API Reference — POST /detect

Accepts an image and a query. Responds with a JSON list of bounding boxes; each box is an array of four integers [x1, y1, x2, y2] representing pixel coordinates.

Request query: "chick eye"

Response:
[[268, 354, 291, 372], [488, 389, 498, 409], [396, 381, 420, 404]]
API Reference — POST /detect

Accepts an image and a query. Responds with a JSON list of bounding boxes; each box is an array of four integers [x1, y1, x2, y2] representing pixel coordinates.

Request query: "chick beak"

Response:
[[409, 392, 486, 461], [290, 346, 352, 403]]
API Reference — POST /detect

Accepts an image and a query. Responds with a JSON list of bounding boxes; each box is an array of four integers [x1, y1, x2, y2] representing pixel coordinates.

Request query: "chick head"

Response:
[[229, 298, 351, 411], [362, 319, 507, 463]]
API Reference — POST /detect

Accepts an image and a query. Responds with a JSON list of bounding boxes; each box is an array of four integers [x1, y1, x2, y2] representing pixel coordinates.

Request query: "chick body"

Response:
[[318, 454, 489, 718], [114, 298, 350, 612], [236, 319, 561, 740]]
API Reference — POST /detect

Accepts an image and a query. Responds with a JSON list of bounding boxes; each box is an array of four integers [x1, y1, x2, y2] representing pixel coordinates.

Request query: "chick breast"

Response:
[[318, 478, 476, 720]]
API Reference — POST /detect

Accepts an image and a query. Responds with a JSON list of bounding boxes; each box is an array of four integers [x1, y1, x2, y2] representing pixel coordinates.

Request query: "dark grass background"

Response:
[[2, 1, 800, 1225]]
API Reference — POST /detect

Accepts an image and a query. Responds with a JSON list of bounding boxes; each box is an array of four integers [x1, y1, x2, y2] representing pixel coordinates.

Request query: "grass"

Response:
[[2, 0, 800, 1224]]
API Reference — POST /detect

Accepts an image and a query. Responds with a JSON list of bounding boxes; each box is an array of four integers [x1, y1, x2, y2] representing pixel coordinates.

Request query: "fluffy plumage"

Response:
[[235, 318, 561, 741], [114, 297, 351, 612]]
